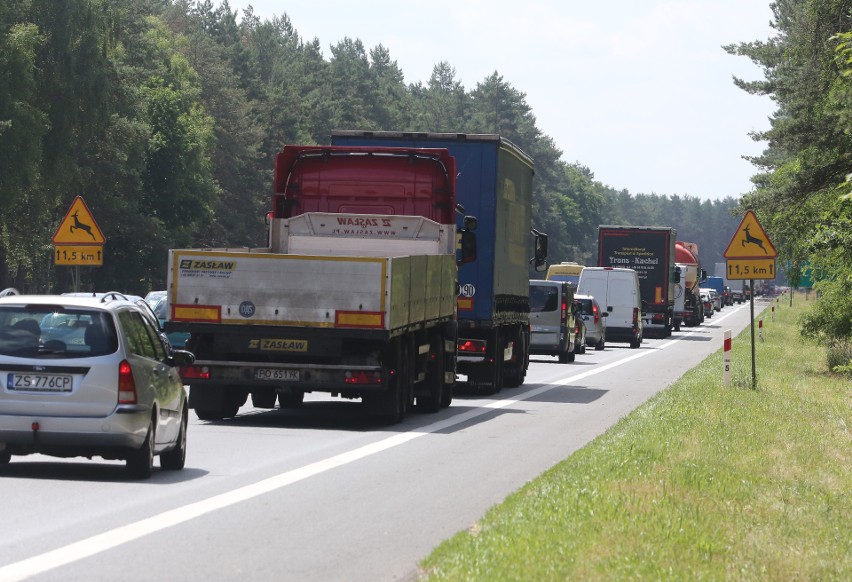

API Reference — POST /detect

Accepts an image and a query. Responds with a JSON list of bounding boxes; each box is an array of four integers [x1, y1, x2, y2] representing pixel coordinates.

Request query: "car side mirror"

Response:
[[170, 349, 195, 367]]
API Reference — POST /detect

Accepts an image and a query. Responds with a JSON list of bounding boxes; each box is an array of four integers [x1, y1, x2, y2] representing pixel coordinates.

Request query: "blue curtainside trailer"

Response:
[[331, 131, 547, 393]]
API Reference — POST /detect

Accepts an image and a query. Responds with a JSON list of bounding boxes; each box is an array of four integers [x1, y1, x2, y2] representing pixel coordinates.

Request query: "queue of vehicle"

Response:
[[531, 227, 744, 361], [0, 136, 745, 479]]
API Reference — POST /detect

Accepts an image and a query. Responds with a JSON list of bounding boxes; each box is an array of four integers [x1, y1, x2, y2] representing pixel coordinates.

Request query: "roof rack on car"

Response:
[[0, 287, 20, 297], [100, 291, 130, 302]]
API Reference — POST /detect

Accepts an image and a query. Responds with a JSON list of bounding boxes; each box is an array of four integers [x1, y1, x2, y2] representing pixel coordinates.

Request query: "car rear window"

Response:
[[0, 306, 117, 358], [576, 299, 594, 314], [530, 285, 559, 312]]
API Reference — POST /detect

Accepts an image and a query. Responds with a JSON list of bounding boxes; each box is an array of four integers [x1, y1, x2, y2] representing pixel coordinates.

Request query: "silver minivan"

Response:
[[529, 280, 577, 363], [576, 267, 643, 348]]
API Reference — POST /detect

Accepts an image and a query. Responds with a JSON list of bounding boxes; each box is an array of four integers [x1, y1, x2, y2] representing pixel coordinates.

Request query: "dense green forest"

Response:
[[1, 1, 849, 366]]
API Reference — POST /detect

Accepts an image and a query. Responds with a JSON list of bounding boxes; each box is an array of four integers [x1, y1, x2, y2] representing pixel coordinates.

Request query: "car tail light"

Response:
[[180, 365, 210, 379], [561, 298, 567, 322], [592, 303, 600, 324], [632, 307, 639, 326], [118, 360, 137, 404]]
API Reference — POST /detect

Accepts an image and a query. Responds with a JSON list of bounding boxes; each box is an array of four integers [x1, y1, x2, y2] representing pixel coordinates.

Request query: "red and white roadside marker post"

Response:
[[724, 329, 732, 386], [771, 305, 775, 322], [759, 318, 764, 343]]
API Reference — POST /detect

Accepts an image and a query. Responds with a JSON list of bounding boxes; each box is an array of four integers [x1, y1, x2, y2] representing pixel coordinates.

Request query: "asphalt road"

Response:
[[0, 300, 765, 581]]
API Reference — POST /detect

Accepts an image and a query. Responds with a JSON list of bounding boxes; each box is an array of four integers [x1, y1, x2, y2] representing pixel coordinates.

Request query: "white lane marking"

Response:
[[0, 304, 751, 580]]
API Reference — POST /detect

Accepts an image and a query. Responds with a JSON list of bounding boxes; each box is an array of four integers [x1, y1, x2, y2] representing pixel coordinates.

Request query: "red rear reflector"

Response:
[[344, 371, 382, 385], [118, 359, 137, 404]]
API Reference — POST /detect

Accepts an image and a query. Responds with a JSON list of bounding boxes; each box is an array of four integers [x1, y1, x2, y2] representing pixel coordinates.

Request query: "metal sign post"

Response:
[[724, 211, 777, 390], [750, 279, 756, 388]]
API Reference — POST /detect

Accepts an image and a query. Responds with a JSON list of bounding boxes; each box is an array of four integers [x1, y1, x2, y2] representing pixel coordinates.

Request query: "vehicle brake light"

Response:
[[561, 298, 567, 322], [118, 360, 137, 404], [179, 365, 211, 380], [458, 339, 487, 353], [632, 307, 639, 325], [592, 303, 600, 324]]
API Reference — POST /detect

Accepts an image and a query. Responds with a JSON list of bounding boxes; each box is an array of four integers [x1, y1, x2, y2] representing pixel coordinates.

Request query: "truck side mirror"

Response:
[[531, 228, 548, 272], [673, 268, 681, 284], [457, 230, 477, 265]]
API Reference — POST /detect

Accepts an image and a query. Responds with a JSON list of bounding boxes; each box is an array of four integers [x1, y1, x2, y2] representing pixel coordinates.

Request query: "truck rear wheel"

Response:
[[416, 333, 443, 413], [278, 390, 305, 408], [440, 382, 453, 408], [503, 327, 526, 387], [483, 329, 504, 394], [192, 385, 245, 420], [251, 387, 277, 408], [368, 339, 410, 424]]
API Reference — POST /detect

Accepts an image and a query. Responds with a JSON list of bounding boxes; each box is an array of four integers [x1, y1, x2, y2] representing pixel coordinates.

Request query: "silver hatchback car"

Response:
[[0, 291, 194, 478], [574, 294, 607, 350]]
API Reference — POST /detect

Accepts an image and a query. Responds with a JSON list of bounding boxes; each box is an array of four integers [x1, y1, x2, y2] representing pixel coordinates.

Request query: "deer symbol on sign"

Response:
[[70, 210, 97, 240], [741, 225, 767, 254]]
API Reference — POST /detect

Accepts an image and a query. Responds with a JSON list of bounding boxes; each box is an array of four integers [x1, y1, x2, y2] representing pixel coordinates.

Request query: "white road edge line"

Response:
[[0, 304, 750, 580]]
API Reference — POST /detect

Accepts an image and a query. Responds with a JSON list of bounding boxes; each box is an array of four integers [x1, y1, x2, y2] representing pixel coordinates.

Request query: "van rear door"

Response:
[[529, 283, 561, 349]]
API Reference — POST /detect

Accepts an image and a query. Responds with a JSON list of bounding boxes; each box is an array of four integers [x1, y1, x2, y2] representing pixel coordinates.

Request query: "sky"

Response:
[[226, 0, 778, 200]]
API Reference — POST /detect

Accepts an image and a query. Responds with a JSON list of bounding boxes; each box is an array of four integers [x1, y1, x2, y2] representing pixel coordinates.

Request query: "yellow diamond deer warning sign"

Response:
[[52, 196, 105, 245], [723, 210, 776, 259]]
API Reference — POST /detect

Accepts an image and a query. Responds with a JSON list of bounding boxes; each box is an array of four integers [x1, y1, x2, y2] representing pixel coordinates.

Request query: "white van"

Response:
[[576, 267, 643, 348]]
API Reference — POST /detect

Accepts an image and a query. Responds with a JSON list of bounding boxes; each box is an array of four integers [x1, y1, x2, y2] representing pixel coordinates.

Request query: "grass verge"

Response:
[[420, 294, 851, 580]]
